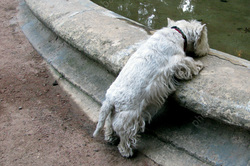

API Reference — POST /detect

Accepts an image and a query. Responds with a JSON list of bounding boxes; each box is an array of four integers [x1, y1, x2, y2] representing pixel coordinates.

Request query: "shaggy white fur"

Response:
[[93, 18, 209, 157]]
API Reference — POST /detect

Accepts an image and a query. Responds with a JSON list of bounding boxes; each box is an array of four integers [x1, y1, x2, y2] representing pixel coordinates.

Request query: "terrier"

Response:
[[93, 18, 209, 157]]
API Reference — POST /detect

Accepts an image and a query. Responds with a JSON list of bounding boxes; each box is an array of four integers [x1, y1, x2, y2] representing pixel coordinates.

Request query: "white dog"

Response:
[[93, 18, 209, 157]]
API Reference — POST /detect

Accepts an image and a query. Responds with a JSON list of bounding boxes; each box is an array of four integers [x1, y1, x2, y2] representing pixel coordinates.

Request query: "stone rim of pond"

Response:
[[24, 0, 250, 129]]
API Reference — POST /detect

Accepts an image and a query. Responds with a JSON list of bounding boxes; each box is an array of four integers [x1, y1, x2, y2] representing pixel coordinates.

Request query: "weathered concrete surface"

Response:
[[24, 0, 250, 129], [19, 1, 250, 165]]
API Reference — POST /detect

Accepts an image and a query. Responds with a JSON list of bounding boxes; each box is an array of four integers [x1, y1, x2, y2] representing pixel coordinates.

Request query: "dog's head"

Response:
[[167, 18, 209, 56]]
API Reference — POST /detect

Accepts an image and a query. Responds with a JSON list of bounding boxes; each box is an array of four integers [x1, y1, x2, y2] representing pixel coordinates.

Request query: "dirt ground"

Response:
[[0, 0, 158, 165]]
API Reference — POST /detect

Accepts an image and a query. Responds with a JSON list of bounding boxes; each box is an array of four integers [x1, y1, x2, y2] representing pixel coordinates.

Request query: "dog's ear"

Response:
[[167, 18, 174, 27], [194, 24, 209, 56], [199, 24, 206, 36]]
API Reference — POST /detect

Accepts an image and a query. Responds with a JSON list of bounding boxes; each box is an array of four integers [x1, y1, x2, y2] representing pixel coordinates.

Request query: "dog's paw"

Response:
[[105, 135, 120, 146], [196, 61, 204, 70], [193, 60, 204, 75], [118, 144, 133, 158]]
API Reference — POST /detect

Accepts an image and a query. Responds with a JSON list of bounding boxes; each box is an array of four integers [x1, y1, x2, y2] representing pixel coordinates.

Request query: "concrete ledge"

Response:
[[24, 0, 250, 129]]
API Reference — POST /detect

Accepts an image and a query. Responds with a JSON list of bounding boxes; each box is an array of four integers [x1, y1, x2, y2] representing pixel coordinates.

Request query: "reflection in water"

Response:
[[93, 0, 250, 60], [146, 14, 155, 27], [178, 0, 194, 13], [138, 2, 155, 28]]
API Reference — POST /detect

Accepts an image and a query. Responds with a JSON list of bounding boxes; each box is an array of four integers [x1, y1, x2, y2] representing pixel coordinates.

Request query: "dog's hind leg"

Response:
[[113, 111, 145, 157], [117, 133, 133, 158], [104, 113, 119, 145], [93, 99, 114, 137]]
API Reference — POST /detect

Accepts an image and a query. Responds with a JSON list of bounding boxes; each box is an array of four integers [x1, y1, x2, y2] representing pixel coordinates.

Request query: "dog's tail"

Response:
[[93, 99, 114, 137]]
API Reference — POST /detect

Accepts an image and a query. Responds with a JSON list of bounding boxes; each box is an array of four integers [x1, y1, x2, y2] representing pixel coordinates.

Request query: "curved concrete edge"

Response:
[[24, 0, 250, 129], [24, 0, 150, 75]]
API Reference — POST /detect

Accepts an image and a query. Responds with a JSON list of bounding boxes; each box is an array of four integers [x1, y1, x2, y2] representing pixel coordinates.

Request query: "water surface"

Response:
[[92, 0, 250, 60]]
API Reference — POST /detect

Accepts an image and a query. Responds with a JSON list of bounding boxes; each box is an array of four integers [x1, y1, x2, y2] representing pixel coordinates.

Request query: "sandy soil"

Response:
[[0, 0, 158, 165]]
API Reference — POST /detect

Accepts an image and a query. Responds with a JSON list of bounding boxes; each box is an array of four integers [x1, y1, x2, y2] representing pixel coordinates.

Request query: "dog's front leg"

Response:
[[186, 57, 204, 76], [171, 54, 203, 80]]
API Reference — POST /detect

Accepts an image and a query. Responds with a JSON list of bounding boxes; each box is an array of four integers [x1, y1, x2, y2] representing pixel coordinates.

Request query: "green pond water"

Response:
[[92, 0, 250, 60]]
